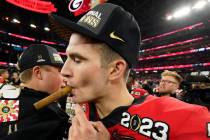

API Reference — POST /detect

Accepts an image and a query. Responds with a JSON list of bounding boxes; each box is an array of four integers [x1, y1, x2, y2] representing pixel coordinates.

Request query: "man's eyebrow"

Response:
[[68, 52, 87, 60]]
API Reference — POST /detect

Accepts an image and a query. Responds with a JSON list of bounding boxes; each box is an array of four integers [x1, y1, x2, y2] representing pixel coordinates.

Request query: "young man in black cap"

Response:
[[0, 44, 70, 140], [51, 3, 210, 140]]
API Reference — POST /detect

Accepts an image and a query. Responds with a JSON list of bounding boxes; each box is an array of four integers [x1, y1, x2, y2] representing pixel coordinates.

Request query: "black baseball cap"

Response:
[[18, 44, 64, 73], [50, 3, 141, 68]]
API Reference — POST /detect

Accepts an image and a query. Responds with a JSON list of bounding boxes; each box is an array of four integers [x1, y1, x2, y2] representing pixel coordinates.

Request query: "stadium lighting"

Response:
[[12, 18, 20, 24], [173, 6, 191, 18], [192, 0, 207, 10], [5, 17, 9, 21], [44, 27, 50, 31], [166, 15, 173, 20], [30, 24, 37, 28]]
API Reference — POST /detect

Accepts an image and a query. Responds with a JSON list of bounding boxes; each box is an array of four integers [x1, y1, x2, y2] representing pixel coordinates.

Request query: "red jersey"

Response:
[[86, 95, 210, 140], [0, 76, 5, 83], [131, 88, 148, 98]]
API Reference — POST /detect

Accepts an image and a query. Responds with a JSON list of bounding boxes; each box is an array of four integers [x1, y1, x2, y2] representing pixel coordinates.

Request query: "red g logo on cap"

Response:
[[68, 0, 84, 12]]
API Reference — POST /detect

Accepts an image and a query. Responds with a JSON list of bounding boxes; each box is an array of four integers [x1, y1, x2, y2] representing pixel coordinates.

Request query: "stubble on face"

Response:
[[65, 33, 109, 103]]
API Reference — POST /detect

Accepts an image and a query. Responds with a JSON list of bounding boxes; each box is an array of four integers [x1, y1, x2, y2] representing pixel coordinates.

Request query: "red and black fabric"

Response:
[[131, 88, 148, 98], [86, 95, 210, 140]]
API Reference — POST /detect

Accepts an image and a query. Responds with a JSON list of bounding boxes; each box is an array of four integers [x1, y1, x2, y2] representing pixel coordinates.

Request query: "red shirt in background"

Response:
[[131, 88, 149, 98], [0, 76, 5, 83]]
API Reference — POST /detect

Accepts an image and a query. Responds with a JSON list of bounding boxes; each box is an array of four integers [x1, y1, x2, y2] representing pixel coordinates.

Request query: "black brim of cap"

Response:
[[19, 63, 64, 73], [49, 14, 101, 42]]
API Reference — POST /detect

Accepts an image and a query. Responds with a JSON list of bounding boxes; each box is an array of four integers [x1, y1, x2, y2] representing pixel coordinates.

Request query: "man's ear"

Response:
[[108, 60, 127, 81], [32, 66, 42, 80]]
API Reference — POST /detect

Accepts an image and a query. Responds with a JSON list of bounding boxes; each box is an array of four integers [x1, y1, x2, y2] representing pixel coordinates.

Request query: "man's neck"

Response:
[[21, 80, 41, 92], [94, 85, 134, 119]]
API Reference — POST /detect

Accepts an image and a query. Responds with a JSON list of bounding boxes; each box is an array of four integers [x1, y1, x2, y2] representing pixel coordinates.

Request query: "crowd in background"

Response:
[[127, 69, 210, 110], [1, 65, 210, 111], [0, 68, 20, 86]]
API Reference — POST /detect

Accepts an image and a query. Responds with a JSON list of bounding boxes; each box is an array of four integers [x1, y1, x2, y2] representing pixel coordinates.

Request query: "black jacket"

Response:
[[0, 87, 70, 140]]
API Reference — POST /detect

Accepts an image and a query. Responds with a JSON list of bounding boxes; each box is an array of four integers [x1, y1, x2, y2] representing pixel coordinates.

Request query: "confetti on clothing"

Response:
[[0, 100, 19, 123]]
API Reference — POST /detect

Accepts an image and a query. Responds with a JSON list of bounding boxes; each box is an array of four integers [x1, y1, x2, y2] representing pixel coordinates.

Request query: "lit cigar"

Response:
[[34, 86, 72, 110]]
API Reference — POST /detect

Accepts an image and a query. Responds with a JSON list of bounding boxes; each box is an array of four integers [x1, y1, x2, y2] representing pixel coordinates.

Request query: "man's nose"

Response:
[[61, 78, 67, 88], [61, 61, 73, 78]]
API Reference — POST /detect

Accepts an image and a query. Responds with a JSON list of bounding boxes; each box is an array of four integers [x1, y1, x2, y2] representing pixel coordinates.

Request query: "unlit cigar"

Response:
[[34, 86, 72, 110]]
